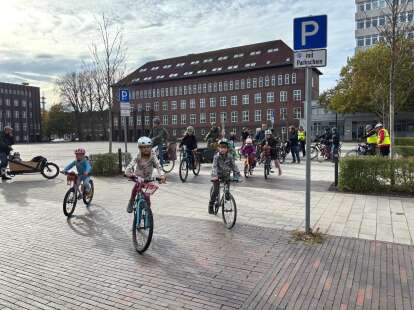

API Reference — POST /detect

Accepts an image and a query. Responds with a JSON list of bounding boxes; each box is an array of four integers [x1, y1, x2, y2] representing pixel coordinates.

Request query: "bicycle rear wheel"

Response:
[[63, 188, 77, 217], [179, 160, 188, 182], [162, 159, 175, 173], [82, 179, 94, 205], [244, 164, 249, 178], [192, 156, 201, 176], [132, 201, 153, 254], [264, 162, 270, 179], [221, 193, 237, 229]]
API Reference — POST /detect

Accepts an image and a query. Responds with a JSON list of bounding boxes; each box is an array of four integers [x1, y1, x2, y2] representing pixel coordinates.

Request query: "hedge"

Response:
[[339, 157, 414, 194], [395, 146, 414, 158], [395, 137, 414, 146], [89, 152, 131, 176]]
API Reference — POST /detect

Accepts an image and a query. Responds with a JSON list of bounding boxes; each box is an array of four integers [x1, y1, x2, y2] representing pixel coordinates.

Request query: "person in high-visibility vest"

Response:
[[364, 124, 377, 155], [375, 123, 391, 157], [297, 126, 306, 157]]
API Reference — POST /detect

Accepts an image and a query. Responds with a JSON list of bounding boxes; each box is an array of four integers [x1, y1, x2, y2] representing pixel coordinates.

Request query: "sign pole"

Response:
[[305, 67, 312, 234], [124, 116, 128, 154]]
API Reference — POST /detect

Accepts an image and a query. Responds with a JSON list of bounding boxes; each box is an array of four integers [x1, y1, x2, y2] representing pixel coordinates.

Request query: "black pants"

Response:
[[299, 141, 306, 157], [380, 147, 390, 157], [209, 181, 220, 208]]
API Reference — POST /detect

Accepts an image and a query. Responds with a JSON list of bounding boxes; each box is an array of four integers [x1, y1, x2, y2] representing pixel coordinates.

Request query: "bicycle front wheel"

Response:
[[310, 146, 319, 160], [82, 179, 94, 205], [179, 160, 188, 182], [63, 188, 77, 217], [162, 159, 175, 173], [132, 201, 153, 254], [221, 193, 237, 229]]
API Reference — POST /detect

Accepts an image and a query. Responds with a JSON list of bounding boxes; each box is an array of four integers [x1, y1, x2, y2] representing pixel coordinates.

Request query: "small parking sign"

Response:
[[120, 89, 129, 103], [294, 15, 327, 51]]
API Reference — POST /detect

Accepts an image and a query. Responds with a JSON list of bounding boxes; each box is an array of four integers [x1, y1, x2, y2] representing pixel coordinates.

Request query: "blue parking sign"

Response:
[[294, 15, 327, 51], [120, 89, 129, 102]]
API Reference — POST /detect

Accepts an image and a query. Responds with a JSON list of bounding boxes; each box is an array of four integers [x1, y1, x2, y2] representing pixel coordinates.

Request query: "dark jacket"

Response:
[[332, 132, 340, 147], [0, 132, 14, 154], [151, 127, 168, 147], [179, 134, 198, 150], [241, 131, 250, 141], [205, 127, 220, 142], [255, 130, 265, 143], [289, 130, 299, 147]]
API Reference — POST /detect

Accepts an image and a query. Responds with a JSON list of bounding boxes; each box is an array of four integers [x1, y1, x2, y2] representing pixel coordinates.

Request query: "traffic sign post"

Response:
[[119, 89, 130, 154], [293, 15, 327, 234]]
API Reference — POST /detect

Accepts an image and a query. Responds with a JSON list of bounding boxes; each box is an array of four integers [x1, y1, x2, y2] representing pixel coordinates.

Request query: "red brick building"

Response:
[[112, 40, 320, 141]]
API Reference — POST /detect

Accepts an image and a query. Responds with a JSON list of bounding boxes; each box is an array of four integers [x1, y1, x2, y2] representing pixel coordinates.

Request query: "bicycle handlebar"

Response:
[[124, 174, 162, 183]]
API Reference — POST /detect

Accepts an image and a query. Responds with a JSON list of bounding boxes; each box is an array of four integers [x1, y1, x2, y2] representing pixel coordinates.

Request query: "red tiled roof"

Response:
[[115, 40, 298, 87]]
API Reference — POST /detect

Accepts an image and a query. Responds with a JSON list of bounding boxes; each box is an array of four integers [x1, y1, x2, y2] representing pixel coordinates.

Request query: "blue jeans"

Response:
[[291, 145, 300, 163], [0, 152, 8, 174], [79, 175, 91, 193], [157, 144, 165, 166], [186, 149, 194, 168]]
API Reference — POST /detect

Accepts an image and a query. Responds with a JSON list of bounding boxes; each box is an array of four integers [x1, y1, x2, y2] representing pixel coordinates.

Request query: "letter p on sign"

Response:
[[294, 15, 327, 51]]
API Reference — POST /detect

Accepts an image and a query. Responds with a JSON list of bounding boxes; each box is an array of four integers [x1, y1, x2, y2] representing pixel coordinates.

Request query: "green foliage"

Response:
[[395, 137, 414, 146], [43, 103, 73, 139], [89, 152, 131, 176], [395, 146, 414, 157], [339, 157, 414, 194], [320, 43, 414, 120]]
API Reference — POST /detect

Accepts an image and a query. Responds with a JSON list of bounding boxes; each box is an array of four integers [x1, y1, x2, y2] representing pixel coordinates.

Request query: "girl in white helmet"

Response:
[[125, 136, 166, 213]]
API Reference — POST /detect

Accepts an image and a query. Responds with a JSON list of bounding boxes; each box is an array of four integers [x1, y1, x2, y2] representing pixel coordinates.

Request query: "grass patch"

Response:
[[291, 228, 324, 245]]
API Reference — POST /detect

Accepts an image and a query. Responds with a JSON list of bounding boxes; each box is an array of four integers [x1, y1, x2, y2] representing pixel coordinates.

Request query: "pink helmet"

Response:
[[74, 148, 86, 155]]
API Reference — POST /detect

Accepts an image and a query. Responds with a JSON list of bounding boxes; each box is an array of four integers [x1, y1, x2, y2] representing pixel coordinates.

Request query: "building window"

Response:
[[137, 117, 142, 126], [114, 118, 118, 128], [255, 110, 261, 122], [242, 95, 249, 105], [293, 90, 302, 101], [280, 108, 287, 120], [181, 114, 187, 125], [271, 75, 276, 86], [172, 115, 177, 125], [278, 75, 283, 85], [162, 115, 168, 125], [172, 129, 177, 136], [208, 83, 212, 92], [145, 116, 150, 125], [231, 95, 237, 105], [224, 81, 228, 91], [254, 93, 262, 104], [219, 82, 223, 92], [220, 96, 227, 107], [267, 109, 274, 121], [145, 102, 151, 111], [242, 111, 249, 122], [210, 97, 216, 108], [15, 111, 19, 119], [171, 101, 177, 110], [220, 112, 227, 123], [259, 77, 264, 87], [292, 73, 297, 84], [183, 86, 188, 95], [357, 37, 364, 47], [180, 100, 186, 110], [231, 111, 238, 123], [154, 102, 159, 111], [285, 74, 290, 85], [293, 107, 302, 119], [198, 84, 202, 93], [265, 76, 270, 87], [190, 114, 196, 124], [210, 112, 216, 123], [229, 81, 234, 90], [266, 92, 275, 103], [213, 83, 217, 92], [14, 99, 19, 107], [200, 112, 206, 124], [252, 78, 257, 88], [162, 101, 168, 111], [280, 91, 288, 102], [203, 84, 207, 93], [200, 98, 206, 109], [235, 80, 240, 90], [240, 79, 245, 89], [246, 79, 251, 89], [190, 99, 196, 109]]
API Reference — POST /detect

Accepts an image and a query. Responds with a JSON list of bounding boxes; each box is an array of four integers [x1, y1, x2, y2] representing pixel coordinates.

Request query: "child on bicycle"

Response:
[[125, 136, 166, 213], [240, 138, 256, 168], [261, 130, 282, 176], [179, 126, 197, 169], [208, 139, 240, 214], [63, 148, 92, 199]]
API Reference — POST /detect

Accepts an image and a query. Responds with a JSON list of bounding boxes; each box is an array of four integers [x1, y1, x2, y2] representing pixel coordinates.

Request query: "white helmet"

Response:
[[265, 129, 272, 135], [245, 138, 253, 144], [375, 123, 383, 129], [137, 136, 152, 146]]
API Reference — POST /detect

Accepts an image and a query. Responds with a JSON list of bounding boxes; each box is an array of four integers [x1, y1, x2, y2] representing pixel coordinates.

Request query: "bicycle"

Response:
[[127, 175, 161, 254], [153, 143, 176, 173], [179, 147, 201, 182], [210, 172, 238, 229], [346, 143, 372, 157], [310, 141, 331, 161], [243, 155, 255, 178], [62, 171, 94, 217]]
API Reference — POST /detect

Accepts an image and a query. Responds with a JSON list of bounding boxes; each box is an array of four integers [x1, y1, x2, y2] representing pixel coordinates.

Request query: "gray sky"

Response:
[[0, 0, 355, 107]]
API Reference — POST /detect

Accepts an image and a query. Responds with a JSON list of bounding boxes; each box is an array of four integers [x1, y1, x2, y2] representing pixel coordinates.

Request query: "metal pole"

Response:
[[124, 116, 128, 153], [305, 67, 312, 234]]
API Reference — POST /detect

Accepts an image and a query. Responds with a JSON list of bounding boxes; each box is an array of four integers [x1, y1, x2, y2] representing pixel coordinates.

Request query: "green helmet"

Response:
[[218, 139, 229, 147]]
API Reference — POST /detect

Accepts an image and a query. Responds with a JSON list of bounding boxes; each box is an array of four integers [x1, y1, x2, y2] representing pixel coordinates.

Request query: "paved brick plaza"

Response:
[[0, 142, 413, 309]]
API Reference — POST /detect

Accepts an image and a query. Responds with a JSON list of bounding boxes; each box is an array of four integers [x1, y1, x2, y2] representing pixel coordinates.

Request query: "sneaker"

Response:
[[1, 175, 12, 181], [127, 200, 134, 213], [270, 170, 275, 173]]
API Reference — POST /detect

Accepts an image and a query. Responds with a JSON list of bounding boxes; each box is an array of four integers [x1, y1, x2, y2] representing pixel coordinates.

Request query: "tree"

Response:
[[42, 103, 73, 139], [320, 42, 414, 128], [91, 13, 127, 153]]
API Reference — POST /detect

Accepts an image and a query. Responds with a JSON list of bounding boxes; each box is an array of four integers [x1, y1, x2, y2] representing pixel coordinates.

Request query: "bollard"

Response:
[[334, 153, 339, 187], [118, 148, 122, 174]]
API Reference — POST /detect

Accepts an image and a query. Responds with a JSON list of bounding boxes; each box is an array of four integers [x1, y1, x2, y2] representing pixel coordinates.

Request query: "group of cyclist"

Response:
[[362, 123, 391, 157]]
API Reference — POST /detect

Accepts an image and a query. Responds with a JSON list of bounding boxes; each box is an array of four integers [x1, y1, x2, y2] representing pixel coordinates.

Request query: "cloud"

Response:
[[0, 0, 356, 107]]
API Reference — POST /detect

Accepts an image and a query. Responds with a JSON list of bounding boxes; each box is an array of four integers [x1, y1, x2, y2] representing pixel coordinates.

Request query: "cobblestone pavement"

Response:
[[0, 142, 413, 309]]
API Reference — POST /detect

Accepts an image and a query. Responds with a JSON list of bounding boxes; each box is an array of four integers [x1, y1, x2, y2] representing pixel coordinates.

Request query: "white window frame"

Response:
[[172, 115, 178, 125], [255, 110, 262, 122], [266, 92, 275, 103], [242, 111, 249, 122], [242, 95, 249, 105], [231, 95, 237, 106]]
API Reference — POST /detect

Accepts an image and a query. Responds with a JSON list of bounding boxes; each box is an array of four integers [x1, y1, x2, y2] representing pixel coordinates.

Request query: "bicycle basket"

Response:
[[143, 183, 159, 195], [67, 173, 77, 183]]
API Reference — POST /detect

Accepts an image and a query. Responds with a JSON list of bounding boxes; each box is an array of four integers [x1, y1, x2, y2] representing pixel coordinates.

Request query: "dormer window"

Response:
[[143, 76, 152, 80], [267, 48, 279, 53], [162, 64, 172, 69], [151, 66, 159, 71], [244, 63, 256, 68], [212, 67, 222, 72], [227, 65, 238, 70], [169, 73, 179, 77], [184, 71, 194, 76], [176, 62, 185, 67], [266, 60, 271, 64], [203, 58, 213, 63], [218, 56, 228, 61], [156, 75, 165, 79], [131, 78, 140, 83], [197, 69, 207, 74], [139, 68, 147, 72], [190, 60, 200, 65], [249, 50, 261, 56], [233, 53, 244, 58]]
